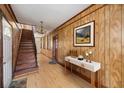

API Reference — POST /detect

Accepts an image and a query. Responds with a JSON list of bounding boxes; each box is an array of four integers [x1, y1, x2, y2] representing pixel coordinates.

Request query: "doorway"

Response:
[[0, 11, 12, 88], [53, 35, 58, 62]]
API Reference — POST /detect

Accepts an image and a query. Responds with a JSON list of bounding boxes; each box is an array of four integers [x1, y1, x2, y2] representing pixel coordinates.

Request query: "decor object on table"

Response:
[[89, 51, 93, 63], [78, 55, 84, 60], [85, 52, 89, 62], [85, 51, 93, 63], [74, 21, 95, 46]]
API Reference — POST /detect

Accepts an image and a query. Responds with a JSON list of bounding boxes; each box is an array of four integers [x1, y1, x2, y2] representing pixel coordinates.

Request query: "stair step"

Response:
[[18, 52, 35, 57], [17, 57, 35, 61], [21, 41, 33, 43], [17, 55, 35, 61], [20, 46, 34, 48], [20, 44, 33, 47], [20, 48, 34, 50], [20, 43, 33, 45], [19, 49, 35, 53], [21, 37, 32, 42], [14, 67, 38, 76], [18, 52, 35, 55], [17, 55, 35, 59], [17, 59, 36, 62], [17, 59, 36, 65], [21, 40, 32, 42], [19, 48, 34, 50], [15, 63, 36, 71]]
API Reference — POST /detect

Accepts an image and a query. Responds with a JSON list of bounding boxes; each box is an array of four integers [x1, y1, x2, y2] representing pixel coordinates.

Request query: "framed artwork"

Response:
[[74, 21, 95, 47]]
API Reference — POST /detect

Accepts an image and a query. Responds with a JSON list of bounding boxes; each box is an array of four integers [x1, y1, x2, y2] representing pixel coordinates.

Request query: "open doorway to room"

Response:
[[53, 35, 58, 62]]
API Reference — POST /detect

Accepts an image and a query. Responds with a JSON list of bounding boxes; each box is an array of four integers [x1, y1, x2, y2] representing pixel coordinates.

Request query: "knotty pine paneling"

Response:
[[122, 5, 124, 88], [104, 5, 110, 87], [42, 4, 124, 87], [93, 9, 99, 62], [41, 48, 52, 58], [72, 20, 81, 55], [58, 29, 64, 63], [109, 4, 122, 88], [80, 15, 91, 78], [98, 7, 105, 87]]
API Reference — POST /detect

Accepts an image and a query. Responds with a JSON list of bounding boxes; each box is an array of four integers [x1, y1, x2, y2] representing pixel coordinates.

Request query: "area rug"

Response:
[[9, 78, 27, 88], [49, 58, 57, 64]]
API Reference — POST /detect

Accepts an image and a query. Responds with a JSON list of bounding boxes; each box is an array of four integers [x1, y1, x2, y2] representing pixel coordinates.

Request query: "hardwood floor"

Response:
[[13, 54, 92, 88]]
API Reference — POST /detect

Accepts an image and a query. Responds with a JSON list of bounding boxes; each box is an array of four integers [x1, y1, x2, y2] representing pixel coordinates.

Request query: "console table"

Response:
[[64, 56, 101, 87]]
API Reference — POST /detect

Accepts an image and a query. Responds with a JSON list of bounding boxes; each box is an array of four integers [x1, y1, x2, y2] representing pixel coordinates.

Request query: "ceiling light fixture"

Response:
[[36, 21, 45, 34]]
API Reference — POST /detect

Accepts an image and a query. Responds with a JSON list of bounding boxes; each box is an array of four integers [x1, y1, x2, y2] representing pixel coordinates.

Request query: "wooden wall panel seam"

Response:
[[121, 5, 122, 88], [121, 5, 123, 88]]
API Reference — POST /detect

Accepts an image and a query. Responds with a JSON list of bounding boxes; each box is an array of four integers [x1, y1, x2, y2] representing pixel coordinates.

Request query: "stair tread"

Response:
[[20, 44, 33, 46], [21, 42, 33, 43], [17, 60, 36, 65], [14, 67, 38, 76], [17, 56, 35, 60], [20, 44, 33, 45], [19, 50, 35, 53], [20, 47, 34, 48], [15, 62, 36, 71], [18, 53, 35, 56]]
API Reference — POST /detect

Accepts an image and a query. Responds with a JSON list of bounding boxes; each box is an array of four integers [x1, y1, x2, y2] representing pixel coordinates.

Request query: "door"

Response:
[[2, 17, 12, 88], [0, 11, 3, 88], [53, 35, 58, 61]]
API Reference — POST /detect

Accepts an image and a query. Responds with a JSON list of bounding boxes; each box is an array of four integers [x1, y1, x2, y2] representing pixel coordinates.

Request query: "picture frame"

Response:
[[74, 21, 95, 47]]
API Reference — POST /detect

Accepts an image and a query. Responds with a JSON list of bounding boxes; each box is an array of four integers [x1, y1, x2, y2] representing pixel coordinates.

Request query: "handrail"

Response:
[[14, 29, 23, 73], [32, 31, 38, 67]]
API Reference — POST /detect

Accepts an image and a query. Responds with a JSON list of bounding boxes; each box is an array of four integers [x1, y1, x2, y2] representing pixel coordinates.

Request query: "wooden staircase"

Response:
[[14, 29, 38, 76]]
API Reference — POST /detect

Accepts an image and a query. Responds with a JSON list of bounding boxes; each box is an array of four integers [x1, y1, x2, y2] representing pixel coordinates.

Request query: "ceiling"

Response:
[[11, 4, 91, 31]]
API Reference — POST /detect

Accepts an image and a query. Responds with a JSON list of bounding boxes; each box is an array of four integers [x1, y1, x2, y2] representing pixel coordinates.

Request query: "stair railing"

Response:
[[32, 31, 38, 67]]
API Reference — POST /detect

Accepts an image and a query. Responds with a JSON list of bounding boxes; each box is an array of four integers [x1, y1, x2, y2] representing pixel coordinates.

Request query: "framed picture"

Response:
[[74, 21, 95, 47]]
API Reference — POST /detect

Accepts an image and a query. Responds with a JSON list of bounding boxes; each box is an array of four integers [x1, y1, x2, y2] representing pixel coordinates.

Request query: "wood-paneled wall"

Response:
[[41, 48, 52, 58], [42, 4, 124, 87], [122, 4, 124, 88]]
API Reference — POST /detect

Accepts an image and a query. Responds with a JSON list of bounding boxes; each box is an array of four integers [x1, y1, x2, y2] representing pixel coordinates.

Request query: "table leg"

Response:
[[91, 72, 96, 87], [97, 70, 101, 88], [71, 64, 72, 72], [65, 61, 66, 72], [80, 67, 82, 73]]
